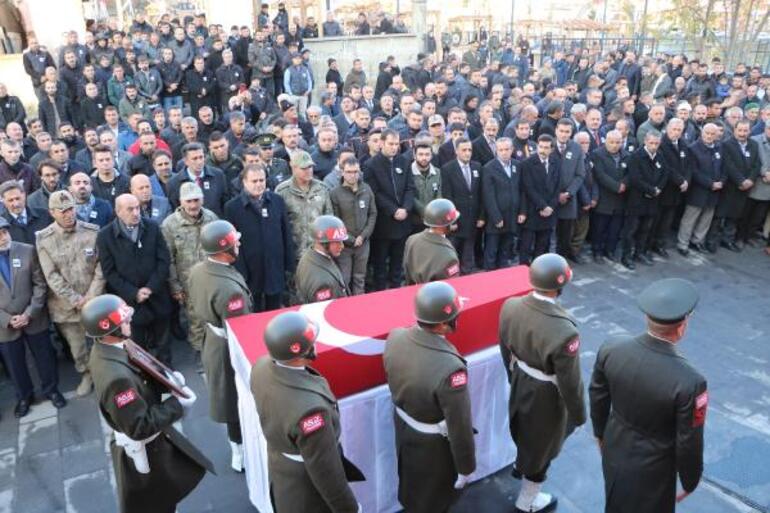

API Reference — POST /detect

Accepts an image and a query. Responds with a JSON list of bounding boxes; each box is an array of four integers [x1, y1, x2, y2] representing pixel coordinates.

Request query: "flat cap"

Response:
[[48, 190, 76, 210], [290, 150, 315, 168], [179, 182, 204, 201], [637, 278, 699, 324]]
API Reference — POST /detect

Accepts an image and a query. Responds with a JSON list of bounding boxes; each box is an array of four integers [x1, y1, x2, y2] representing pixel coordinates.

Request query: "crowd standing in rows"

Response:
[[0, 5, 765, 512]]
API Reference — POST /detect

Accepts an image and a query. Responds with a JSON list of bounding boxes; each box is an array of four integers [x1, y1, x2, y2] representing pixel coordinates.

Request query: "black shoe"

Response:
[[592, 253, 605, 264], [705, 242, 718, 254], [721, 241, 741, 252], [621, 256, 636, 270], [568, 253, 586, 264], [604, 251, 619, 263], [511, 466, 522, 479], [653, 247, 669, 257], [14, 397, 32, 418], [690, 242, 707, 253], [47, 391, 67, 409], [677, 247, 690, 257]]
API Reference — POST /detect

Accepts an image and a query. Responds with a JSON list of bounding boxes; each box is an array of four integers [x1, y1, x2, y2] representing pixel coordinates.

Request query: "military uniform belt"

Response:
[[516, 360, 557, 384], [206, 323, 226, 338], [282, 452, 304, 462], [395, 406, 448, 436]]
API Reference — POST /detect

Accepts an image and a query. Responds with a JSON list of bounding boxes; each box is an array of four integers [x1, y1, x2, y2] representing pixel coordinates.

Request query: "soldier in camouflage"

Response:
[[36, 190, 106, 397], [160, 182, 218, 357], [275, 150, 333, 258]]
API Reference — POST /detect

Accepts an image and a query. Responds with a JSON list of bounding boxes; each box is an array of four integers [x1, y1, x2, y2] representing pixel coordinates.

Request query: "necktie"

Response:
[[195, 175, 203, 190], [463, 164, 471, 188], [543, 160, 549, 174], [593, 130, 600, 146], [17, 213, 26, 226], [558, 143, 566, 156]]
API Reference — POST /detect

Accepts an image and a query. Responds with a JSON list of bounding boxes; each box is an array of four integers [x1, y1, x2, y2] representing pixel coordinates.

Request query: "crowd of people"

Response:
[[0, 4, 766, 510]]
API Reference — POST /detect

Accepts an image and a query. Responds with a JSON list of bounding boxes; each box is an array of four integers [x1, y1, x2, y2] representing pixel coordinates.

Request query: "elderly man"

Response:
[[131, 174, 171, 223], [36, 190, 105, 397], [96, 194, 173, 363], [0, 140, 39, 194], [0, 180, 52, 245], [0, 216, 66, 418], [161, 183, 218, 359]]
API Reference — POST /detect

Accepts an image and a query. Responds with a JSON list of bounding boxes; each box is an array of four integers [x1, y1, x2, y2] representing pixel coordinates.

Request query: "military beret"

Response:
[[637, 278, 699, 324]]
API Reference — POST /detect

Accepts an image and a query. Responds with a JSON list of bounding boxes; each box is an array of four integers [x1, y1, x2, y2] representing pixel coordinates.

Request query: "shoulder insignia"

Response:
[[565, 336, 580, 355], [36, 225, 55, 239], [299, 412, 326, 435], [114, 388, 138, 408], [315, 288, 332, 301], [446, 262, 460, 277], [693, 391, 708, 427], [449, 370, 468, 388], [81, 221, 100, 231], [227, 294, 244, 313]]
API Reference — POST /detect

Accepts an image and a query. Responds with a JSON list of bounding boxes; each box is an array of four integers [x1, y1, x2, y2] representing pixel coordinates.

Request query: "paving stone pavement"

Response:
[[0, 246, 768, 513]]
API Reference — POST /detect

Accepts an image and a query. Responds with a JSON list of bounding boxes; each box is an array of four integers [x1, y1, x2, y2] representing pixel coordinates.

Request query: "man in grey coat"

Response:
[[553, 119, 586, 262]]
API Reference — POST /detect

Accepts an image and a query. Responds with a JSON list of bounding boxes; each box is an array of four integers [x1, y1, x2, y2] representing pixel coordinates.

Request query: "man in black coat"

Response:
[[167, 142, 230, 217], [519, 135, 561, 265], [471, 118, 498, 166], [441, 137, 484, 273], [96, 194, 173, 364], [437, 123, 467, 167], [224, 165, 293, 311], [590, 278, 706, 513], [619, 131, 668, 269], [590, 131, 628, 262], [676, 123, 724, 256], [553, 119, 586, 261], [481, 137, 525, 269], [363, 129, 415, 290], [0, 181, 52, 246], [706, 119, 761, 252], [651, 119, 691, 256]]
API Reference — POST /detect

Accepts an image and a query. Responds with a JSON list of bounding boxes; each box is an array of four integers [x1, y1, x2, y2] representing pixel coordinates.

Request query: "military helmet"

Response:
[[81, 294, 133, 338], [264, 311, 319, 361], [313, 215, 348, 243], [529, 253, 572, 291], [414, 281, 462, 324], [201, 220, 240, 255], [424, 198, 460, 228]]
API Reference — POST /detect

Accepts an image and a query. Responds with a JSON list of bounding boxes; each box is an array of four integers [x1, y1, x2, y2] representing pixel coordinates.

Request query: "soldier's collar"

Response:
[[532, 291, 556, 304]]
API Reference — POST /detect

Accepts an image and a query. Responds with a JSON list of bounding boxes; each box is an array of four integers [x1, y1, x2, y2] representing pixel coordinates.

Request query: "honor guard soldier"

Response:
[[499, 253, 585, 512], [251, 311, 364, 513], [403, 198, 461, 284], [295, 215, 350, 304], [590, 278, 706, 513], [384, 281, 476, 513], [83, 294, 213, 513], [187, 220, 254, 471]]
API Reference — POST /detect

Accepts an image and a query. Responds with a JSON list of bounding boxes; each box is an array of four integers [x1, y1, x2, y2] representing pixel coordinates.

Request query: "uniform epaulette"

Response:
[[35, 224, 55, 239], [80, 221, 100, 231]]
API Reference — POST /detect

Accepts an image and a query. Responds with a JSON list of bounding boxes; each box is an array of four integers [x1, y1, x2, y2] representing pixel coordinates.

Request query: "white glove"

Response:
[[174, 386, 197, 409], [454, 473, 471, 489], [356, 503, 362, 513], [171, 370, 186, 387]]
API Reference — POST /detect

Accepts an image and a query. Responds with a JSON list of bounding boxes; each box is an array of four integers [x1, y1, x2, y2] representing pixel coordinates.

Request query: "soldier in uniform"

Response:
[[499, 253, 585, 512], [295, 215, 350, 304], [256, 132, 291, 188], [590, 278, 706, 513], [251, 311, 364, 512], [187, 220, 253, 472], [275, 150, 333, 259], [83, 294, 213, 513], [36, 190, 105, 397], [403, 198, 461, 284], [160, 182, 218, 361], [384, 281, 476, 513]]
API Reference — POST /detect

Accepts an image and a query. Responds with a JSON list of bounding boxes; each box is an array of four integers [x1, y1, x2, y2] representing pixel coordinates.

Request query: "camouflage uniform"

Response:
[[36, 220, 105, 374], [275, 178, 333, 258], [160, 207, 219, 351]]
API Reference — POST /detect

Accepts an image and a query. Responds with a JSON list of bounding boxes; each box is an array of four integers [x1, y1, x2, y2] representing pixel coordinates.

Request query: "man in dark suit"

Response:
[[0, 181, 52, 246], [167, 142, 230, 217], [437, 123, 466, 167], [96, 194, 173, 364], [0, 218, 66, 418], [482, 137, 526, 269], [553, 119, 586, 261], [472, 118, 498, 166], [441, 137, 484, 273], [652, 118, 691, 256], [620, 130, 668, 269], [617, 51, 642, 98], [364, 129, 415, 290], [590, 130, 628, 262], [519, 134, 561, 265], [224, 165, 294, 311]]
